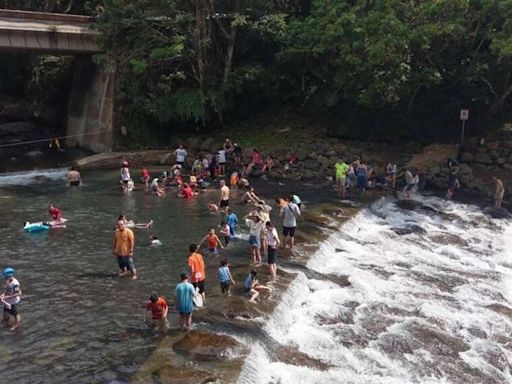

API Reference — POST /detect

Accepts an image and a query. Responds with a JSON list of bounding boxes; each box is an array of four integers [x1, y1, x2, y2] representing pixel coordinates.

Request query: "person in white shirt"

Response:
[[280, 200, 301, 250], [217, 147, 227, 176], [245, 215, 265, 265], [175, 144, 188, 167], [265, 221, 280, 282]]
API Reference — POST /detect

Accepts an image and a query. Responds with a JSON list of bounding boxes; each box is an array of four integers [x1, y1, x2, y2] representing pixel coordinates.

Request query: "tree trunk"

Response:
[[223, 27, 236, 86]]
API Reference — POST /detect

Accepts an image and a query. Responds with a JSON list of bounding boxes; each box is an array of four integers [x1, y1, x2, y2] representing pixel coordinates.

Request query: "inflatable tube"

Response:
[[24, 222, 49, 233]]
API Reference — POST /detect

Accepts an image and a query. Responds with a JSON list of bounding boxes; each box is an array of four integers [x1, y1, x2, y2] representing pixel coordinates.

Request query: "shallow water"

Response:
[[239, 195, 512, 384], [0, 169, 268, 383]]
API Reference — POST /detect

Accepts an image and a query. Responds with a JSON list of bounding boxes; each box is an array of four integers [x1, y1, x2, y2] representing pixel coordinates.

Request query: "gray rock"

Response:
[[504, 140, 512, 149], [317, 155, 331, 168], [0, 121, 39, 137], [160, 153, 172, 164], [186, 136, 203, 151], [303, 170, 314, 178], [477, 146, 487, 153], [429, 165, 440, 175], [497, 157, 507, 165], [474, 153, 493, 165], [459, 152, 473, 163], [504, 163, 512, 171], [458, 163, 472, 175], [296, 148, 309, 161], [304, 159, 317, 169], [508, 154, 512, 164], [307, 152, 318, 160], [200, 137, 214, 151], [489, 149, 499, 160]]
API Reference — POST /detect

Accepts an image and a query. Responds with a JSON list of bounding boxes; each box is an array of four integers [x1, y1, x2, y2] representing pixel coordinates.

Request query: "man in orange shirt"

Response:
[[144, 292, 168, 330], [112, 219, 137, 280], [187, 243, 206, 304]]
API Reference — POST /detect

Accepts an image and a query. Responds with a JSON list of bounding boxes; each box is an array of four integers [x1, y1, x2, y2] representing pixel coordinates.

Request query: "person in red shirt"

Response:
[[48, 205, 62, 222], [144, 292, 168, 330], [181, 183, 194, 199], [141, 166, 151, 191]]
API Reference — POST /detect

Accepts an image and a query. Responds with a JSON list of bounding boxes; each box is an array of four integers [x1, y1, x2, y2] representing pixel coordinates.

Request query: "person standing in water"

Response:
[[112, 219, 137, 280], [67, 166, 82, 186], [266, 221, 280, 282], [493, 176, 505, 208], [187, 244, 206, 304], [334, 158, 349, 198], [175, 144, 188, 167], [219, 180, 230, 213], [198, 227, 224, 256], [1, 267, 22, 331], [120, 161, 131, 194], [226, 211, 238, 238], [174, 272, 196, 331], [144, 292, 168, 330], [280, 198, 301, 250]]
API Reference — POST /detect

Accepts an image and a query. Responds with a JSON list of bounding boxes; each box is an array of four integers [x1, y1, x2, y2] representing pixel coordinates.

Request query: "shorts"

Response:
[[249, 234, 260, 247], [267, 247, 277, 264], [224, 236, 230, 246], [220, 281, 231, 294], [208, 248, 218, 256], [3, 304, 18, 317], [219, 162, 226, 166], [404, 183, 415, 192], [117, 256, 135, 271], [179, 312, 191, 316], [282, 226, 296, 237], [122, 180, 129, 184], [193, 280, 205, 294], [336, 176, 346, 183], [497, 190, 505, 199], [243, 287, 252, 294], [176, 161, 184, 166], [220, 199, 229, 208], [70, 180, 80, 186]]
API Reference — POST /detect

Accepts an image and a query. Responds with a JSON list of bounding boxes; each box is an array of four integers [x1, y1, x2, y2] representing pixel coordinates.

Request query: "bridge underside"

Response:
[[0, 10, 100, 54]]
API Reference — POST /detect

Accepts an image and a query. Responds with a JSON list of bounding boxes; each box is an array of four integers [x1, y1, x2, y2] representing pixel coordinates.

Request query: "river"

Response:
[[0, 169, 511, 383]]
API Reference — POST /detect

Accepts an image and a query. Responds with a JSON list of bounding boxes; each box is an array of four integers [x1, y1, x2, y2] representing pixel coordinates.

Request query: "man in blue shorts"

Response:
[[174, 272, 196, 331]]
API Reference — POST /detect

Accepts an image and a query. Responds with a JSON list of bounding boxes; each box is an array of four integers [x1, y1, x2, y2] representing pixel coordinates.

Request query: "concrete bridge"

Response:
[[0, 9, 113, 152], [0, 9, 100, 53]]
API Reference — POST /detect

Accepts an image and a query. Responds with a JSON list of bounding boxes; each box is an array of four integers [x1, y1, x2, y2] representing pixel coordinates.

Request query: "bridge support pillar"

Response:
[[66, 57, 115, 153]]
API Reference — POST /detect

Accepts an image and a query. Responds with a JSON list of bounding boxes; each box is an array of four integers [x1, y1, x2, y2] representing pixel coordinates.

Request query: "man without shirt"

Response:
[[67, 166, 82, 186], [219, 180, 230, 213], [493, 176, 505, 208]]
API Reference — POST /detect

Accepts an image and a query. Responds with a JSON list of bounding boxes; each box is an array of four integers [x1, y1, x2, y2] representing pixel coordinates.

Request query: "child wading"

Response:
[[198, 228, 224, 256], [144, 292, 168, 330], [217, 258, 235, 296], [1, 267, 22, 331]]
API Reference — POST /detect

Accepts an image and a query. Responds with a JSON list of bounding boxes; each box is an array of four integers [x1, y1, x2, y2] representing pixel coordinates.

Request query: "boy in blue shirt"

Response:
[[174, 272, 196, 331], [217, 258, 235, 296]]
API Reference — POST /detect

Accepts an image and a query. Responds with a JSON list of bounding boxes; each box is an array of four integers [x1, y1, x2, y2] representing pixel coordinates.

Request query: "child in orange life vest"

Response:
[[198, 227, 224, 256]]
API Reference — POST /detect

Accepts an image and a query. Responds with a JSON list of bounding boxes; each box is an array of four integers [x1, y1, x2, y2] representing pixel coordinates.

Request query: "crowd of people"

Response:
[[107, 141, 302, 331], [3, 142, 507, 332]]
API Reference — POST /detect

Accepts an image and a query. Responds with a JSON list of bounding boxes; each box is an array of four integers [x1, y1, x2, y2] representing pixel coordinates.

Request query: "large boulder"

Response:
[[173, 331, 248, 361], [459, 152, 474, 163], [200, 137, 214, 151], [296, 147, 308, 161], [474, 153, 493, 165]]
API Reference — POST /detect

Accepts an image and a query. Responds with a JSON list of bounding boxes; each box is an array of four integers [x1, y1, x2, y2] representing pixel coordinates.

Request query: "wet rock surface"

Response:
[[173, 331, 249, 362]]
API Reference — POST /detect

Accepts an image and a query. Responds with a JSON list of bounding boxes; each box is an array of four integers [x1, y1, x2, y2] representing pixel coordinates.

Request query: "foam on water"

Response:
[[0, 168, 67, 187], [238, 196, 512, 384]]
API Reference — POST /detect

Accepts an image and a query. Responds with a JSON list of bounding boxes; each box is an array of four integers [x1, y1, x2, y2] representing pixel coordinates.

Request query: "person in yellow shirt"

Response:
[[112, 219, 137, 280], [334, 157, 350, 198]]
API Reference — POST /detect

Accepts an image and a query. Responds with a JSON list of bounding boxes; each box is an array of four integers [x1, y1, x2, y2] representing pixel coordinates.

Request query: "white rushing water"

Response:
[[0, 168, 67, 187], [238, 196, 512, 384]]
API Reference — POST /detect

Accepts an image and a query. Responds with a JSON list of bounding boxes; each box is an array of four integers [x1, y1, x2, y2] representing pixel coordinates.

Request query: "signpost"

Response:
[[459, 109, 469, 145]]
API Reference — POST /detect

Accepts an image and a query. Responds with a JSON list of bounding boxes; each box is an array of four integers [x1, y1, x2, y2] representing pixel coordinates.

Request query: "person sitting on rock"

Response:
[[245, 149, 263, 176], [261, 155, 274, 173], [243, 270, 272, 303]]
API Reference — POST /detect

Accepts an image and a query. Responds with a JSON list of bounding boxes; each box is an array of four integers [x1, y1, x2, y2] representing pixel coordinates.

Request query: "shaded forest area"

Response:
[[1, 0, 512, 145]]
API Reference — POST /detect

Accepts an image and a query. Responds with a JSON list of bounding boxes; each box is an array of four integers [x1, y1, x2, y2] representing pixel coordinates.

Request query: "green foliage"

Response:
[[88, 0, 512, 141]]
